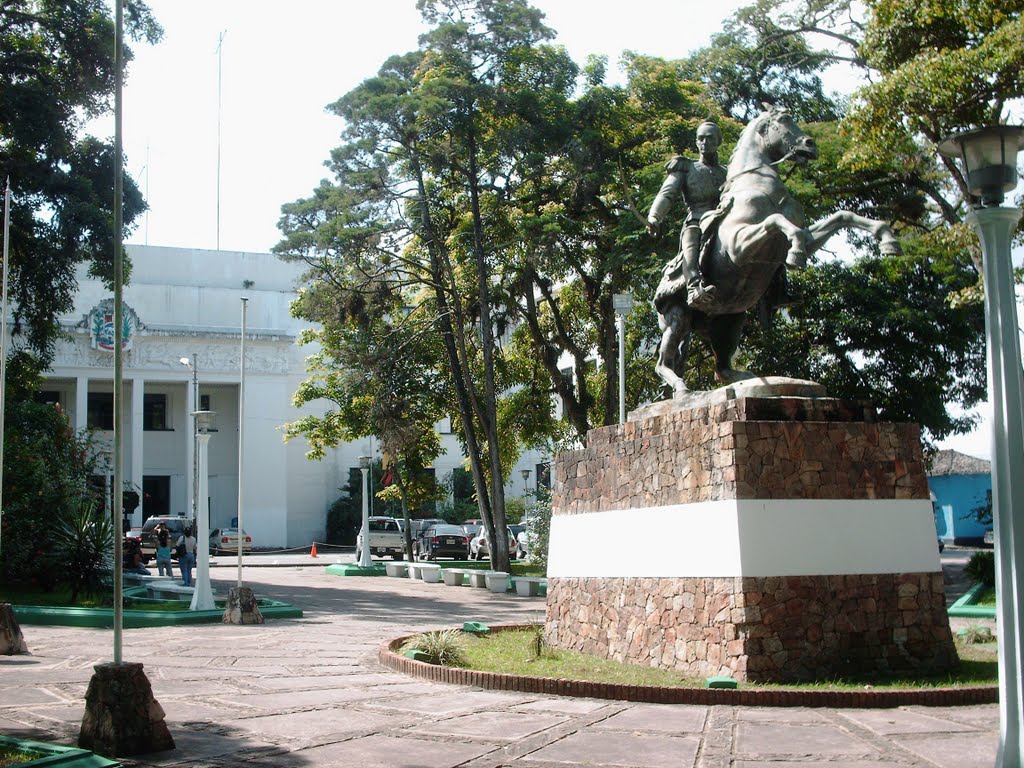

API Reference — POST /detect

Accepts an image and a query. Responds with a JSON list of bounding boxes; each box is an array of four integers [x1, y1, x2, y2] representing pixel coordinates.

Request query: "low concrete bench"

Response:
[[441, 568, 469, 586], [146, 581, 195, 601], [123, 573, 174, 587], [467, 570, 490, 588], [485, 571, 510, 594], [406, 562, 424, 580], [512, 576, 547, 597], [384, 561, 409, 578], [418, 563, 442, 583]]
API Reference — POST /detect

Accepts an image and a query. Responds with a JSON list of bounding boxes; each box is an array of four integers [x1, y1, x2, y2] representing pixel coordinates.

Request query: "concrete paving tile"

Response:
[[244, 673, 390, 692], [530, 730, 700, 766], [737, 707, 829, 724], [222, 707, 403, 743], [736, 722, 879, 758], [0, 687, 69, 706], [735, 761, 903, 768], [213, 686, 383, 711], [838, 708, 983, 735], [295, 733, 493, 768], [592, 704, 707, 733], [514, 698, 612, 714], [361, 690, 529, 715], [411, 710, 567, 740], [892, 731, 997, 768], [903, 704, 997, 729]]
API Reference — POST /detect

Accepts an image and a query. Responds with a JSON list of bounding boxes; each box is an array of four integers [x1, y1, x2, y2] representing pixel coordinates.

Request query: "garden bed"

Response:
[[948, 582, 997, 619]]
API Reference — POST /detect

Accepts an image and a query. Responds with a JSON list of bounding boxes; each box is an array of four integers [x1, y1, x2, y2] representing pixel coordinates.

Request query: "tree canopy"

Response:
[[0, 0, 161, 374]]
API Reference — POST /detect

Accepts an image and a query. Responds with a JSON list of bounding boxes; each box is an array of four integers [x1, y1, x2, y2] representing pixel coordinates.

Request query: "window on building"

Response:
[[35, 390, 61, 407], [536, 462, 552, 491], [87, 393, 114, 430], [143, 394, 169, 431], [200, 394, 211, 411]]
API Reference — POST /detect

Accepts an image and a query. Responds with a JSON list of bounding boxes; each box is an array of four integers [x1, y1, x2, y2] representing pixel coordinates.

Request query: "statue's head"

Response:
[[696, 121, 722, 157]]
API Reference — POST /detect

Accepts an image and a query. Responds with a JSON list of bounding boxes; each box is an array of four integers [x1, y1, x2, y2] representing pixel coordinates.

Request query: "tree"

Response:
[[278, 0, 572, 572], [0, 0, 161, 371]]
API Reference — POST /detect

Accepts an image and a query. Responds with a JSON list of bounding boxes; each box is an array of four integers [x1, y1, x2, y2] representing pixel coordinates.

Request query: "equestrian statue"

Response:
[[647, 106, 901, 396]]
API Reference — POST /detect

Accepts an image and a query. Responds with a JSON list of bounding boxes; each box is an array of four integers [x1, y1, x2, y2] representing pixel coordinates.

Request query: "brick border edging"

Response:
[[378, 625, 997, 709]]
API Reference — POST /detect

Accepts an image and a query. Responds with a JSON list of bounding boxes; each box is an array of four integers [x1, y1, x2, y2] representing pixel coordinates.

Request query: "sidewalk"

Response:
[[0, 560, 999, 768]]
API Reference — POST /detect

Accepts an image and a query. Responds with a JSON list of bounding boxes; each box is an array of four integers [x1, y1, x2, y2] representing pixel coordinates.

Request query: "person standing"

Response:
[[155, 524, 173, 578], [176, 527, 197, 587]]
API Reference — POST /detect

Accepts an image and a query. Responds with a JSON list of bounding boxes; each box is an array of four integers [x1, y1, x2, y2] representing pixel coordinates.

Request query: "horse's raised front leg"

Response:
[[728, 213, 813, 269], [805, 211, 902, 256]]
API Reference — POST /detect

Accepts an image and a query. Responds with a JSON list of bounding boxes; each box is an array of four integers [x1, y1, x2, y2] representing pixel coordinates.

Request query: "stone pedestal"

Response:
[[544, 386, 957, 683], [0, 603, 28, 655], [78, 662, 174, 756], [223, 586, 264, 625]]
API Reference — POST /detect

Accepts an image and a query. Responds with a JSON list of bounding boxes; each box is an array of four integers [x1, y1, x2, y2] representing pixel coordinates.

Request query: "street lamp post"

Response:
[[358, 455, 372, 568], [939, 124, 1024, 768], [612, 293, 634, 423], [189, 409, 216, 611]]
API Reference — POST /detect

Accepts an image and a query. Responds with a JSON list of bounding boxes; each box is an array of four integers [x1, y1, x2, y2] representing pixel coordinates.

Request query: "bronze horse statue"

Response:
[[654, 106, 901, 395]]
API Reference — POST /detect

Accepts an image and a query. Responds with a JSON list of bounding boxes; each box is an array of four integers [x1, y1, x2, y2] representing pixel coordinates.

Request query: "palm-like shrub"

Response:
[[52, 501, 114, 603], [401, 628, 468, 666]]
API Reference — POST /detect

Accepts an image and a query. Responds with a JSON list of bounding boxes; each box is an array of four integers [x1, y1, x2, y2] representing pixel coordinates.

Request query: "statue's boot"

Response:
[[687, 281, 716, 309]]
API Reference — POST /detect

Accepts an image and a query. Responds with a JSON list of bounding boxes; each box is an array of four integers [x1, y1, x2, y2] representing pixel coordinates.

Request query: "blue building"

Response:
[[928, 450, 992, 546]]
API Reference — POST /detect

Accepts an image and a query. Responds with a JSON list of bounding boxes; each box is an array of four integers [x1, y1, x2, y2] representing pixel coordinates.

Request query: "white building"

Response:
[[41, 244, 547, 548]]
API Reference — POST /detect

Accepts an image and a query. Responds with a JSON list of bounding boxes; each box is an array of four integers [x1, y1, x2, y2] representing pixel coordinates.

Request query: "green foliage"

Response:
[[0, 0, 160, 363], [967, 491, 993, 526], [524, 485, 552, 571], [957, 624, 994, 644], [1, 400, 100, 585], [964, 550, 995, 587], [400, 628, 469, 666], [52, 500, 113, 603]]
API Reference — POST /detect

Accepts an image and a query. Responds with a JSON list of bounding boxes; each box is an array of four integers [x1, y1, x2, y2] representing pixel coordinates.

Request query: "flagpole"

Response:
[[237, 296, 247, 588], [0, 179, 11, 557]]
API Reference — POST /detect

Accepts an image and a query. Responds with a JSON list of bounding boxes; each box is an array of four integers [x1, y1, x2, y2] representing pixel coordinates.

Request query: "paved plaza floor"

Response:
[[0, 554, 999, 768]]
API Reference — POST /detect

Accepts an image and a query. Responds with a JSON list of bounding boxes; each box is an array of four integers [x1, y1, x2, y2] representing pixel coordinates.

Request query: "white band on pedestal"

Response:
[[547, 499, 940, 578]]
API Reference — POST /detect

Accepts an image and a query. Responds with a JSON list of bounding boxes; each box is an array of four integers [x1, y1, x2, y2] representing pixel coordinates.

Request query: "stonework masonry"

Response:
[[543, 395, 958, 683]]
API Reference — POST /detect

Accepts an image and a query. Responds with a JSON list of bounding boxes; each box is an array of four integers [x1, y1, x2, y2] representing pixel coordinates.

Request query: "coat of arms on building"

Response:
[[87, 299, 140, 352]]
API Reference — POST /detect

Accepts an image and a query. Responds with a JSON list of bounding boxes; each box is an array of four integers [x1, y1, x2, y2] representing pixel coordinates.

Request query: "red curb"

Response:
[[379, 626, 997, 709]]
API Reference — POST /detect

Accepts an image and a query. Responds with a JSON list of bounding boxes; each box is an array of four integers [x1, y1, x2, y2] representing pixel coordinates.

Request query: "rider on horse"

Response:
[[646, 120, 727, 311]]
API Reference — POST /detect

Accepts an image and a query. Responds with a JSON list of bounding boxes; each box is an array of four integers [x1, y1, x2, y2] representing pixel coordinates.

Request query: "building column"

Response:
[[184, 376, 195, 526], [74, 376, 89, 433], [130, 378, 145, 525]]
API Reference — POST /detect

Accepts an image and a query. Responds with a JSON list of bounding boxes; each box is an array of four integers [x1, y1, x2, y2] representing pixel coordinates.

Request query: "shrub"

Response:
[[52, 500, 114, 603], [964, 550, 995, 587], [400, 628, 468, 666]]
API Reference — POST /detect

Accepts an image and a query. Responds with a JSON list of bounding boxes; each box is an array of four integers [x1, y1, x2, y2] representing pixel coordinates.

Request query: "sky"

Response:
[[96, 0, 1003, 461]]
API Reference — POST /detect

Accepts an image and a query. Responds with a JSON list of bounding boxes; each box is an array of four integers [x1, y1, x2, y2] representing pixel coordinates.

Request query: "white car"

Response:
[[209, 527, 253, 555], [469, 525, 517, 561], [983, 529, 994, 547]]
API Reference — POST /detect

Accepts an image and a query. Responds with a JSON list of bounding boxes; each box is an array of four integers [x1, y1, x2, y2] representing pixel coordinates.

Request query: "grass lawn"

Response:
[[0, 746, 42, 767], [455, 627, 998, 690], [0, 583, 108, 608], [976, 587, 996, 606]]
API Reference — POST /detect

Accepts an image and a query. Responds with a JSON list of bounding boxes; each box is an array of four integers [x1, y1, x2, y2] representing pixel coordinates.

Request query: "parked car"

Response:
[[415, 524, 470, 560], [983, 529, 994, 547], [509, 524, 527, 558], [355, 516, 405, 559], [209, 527, 253, 555], [469, 525, 517, 561], [410, 518, 446, 541], [139, 515, 190, 561]]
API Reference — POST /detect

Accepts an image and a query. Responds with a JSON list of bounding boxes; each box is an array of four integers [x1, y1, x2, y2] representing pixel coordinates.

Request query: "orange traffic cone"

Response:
[[310, 542, 318, 558]]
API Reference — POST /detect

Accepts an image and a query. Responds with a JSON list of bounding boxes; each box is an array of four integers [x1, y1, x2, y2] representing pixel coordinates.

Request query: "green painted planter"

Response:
[[948, 582, 996, 619], [325, 563, 387, 577], [12, 598, 302, 628], [0, 735, 120, 767]]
